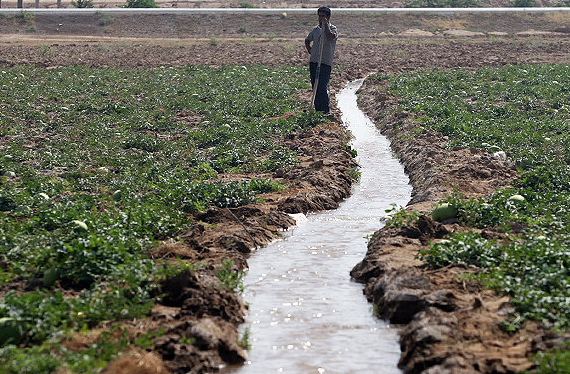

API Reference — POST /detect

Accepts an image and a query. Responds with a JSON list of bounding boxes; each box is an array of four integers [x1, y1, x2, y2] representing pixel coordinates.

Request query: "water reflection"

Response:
[[232, 79, 411, 374]]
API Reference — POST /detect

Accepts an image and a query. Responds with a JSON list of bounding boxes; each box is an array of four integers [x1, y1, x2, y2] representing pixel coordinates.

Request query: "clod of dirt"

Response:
[[154, 317, 246, 374], [158, 269, 246, 325], [101, 350, 170, 374]]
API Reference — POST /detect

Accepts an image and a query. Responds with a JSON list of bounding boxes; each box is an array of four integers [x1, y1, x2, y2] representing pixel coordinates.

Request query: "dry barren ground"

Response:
[[0, 0, 555, 10], [1, 9, 570, 373]]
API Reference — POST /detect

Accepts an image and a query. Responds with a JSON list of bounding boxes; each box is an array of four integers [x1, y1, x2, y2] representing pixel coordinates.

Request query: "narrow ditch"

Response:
[[231, 79, 411, 373]]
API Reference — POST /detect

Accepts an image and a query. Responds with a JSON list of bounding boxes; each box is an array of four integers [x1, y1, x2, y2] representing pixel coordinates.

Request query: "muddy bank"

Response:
[[350, 77, 568, 373]]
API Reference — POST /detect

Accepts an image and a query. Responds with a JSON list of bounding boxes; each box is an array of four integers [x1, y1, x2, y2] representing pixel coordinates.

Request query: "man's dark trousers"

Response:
[[310, 62, 332, 114]]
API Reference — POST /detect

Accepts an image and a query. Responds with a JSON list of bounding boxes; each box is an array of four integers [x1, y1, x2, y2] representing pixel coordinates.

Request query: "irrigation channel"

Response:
[[230, 79, 412, 373]]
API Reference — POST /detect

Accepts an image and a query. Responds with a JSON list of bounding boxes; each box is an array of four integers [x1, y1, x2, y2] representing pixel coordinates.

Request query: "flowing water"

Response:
[[231, 79, 412, 374]]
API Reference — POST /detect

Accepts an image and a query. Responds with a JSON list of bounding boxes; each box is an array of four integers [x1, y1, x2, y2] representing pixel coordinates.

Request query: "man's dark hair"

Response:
[[317, 6, 331, 18]]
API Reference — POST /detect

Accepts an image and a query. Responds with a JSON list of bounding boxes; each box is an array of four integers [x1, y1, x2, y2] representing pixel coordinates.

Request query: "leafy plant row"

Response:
[[0, 65, 327, 372], [372, 63, 570, 371]]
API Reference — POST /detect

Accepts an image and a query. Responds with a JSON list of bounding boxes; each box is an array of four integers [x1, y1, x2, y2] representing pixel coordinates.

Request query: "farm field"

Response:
[[0, 64, 356, 373], [354, 63, 570, 372], [1, 8, 570, 374]]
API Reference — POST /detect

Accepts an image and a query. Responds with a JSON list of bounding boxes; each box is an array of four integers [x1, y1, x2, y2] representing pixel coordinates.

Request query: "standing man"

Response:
[[305, 6, 338, 114]]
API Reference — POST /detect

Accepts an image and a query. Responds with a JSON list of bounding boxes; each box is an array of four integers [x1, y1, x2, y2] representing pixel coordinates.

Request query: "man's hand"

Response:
[[322, 17, 335, 41]]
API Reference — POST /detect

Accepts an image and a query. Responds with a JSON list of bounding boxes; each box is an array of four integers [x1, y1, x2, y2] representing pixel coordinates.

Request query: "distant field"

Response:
[[1, 0, 535, 10]]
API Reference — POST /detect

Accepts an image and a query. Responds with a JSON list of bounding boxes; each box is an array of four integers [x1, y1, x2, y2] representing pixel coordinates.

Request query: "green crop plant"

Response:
[[530, 339, 570, 373], [96, 12, 115, 26], [0, 325, 162, 374], [347, 167, 361, 182], [14, 10, 34, 24], [384, 204, 420, 229], [237, 327, 252, 350], [215, 259, 245, 294], [37, 44, 54, 58]]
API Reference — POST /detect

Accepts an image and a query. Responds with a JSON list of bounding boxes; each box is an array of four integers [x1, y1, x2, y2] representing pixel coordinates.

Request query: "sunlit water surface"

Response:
[[231, 79, 412, 374]]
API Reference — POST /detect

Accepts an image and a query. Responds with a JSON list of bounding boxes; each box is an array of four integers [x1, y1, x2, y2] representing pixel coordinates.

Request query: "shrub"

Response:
[[125, 0, 159, 8], [71, 0, 93, 8]]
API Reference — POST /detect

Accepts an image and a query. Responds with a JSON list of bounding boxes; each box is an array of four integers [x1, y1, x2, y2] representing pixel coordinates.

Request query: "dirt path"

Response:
[[1, 10, 570, 373]]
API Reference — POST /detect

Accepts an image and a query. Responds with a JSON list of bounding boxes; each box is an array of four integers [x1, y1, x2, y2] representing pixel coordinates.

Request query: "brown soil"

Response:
[[1, 9, 570, 374]]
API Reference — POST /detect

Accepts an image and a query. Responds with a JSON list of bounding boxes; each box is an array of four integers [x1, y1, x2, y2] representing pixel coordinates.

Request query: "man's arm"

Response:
[[305, 38, 312, 54], [322, 18, 336, 41]]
